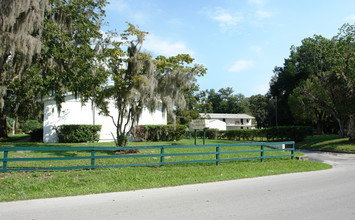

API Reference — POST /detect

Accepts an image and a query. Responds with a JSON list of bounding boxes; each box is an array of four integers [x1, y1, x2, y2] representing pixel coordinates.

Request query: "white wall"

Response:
[[43, 95, 167, 143], [206, 119, 226, 130]]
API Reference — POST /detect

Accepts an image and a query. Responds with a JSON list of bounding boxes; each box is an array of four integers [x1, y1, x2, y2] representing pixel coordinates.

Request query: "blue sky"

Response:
[[103, 0, 355, 97]]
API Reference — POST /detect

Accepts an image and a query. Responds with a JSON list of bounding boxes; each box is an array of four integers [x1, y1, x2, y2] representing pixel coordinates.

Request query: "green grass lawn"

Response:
[[296, 135, 355, 153], [0, 135, 331, 202], [0, 134, 30, 143]]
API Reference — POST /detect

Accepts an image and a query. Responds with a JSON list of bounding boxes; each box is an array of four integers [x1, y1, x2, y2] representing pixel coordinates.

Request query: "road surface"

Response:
[[1, 151, 355, 220]]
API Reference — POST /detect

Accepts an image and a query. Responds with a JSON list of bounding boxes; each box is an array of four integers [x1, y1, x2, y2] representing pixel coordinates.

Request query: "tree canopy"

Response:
[[91, 24, 206, 146], [0, 0, 49, 137], [195, 87, 250, 114], [0, 0, 108, 138], [270, 24, 355, 141]]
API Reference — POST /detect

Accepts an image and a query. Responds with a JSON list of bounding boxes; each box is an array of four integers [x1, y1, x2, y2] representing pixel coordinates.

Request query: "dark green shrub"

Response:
[[225, 130, 241, 140], [23, 120, 42, 133], [56, 125, 102, 143], [218, 130, 226, 139], [187, 129, 216, 139], [132, 125, 187, 142], [30, 128, 43, 142], [133, 125, 147, 141], [264, 126, 312, 141], [205, 129, 218, 139], [220, 126, 312, 142]]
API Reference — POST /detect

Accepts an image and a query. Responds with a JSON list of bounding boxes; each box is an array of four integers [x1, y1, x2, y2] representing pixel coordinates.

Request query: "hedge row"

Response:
[[221, 126, 312, 141], [30, 128, 43, 142], [55, 125, 102, 143], [132, 125, 187, 142], [186, 129, 219, 140]]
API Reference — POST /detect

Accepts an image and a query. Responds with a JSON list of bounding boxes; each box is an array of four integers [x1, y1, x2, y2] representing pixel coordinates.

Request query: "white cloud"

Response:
[[144, 34, 194, 57], [228, 59, 254, 72], [346, 14, 355, 21], [201, 7, 243, 32], [255, 10, 272, 19]]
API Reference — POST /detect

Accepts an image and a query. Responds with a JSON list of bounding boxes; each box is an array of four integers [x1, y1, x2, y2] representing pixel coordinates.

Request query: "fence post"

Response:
[[194, 129, 197, 145], [203, 129, 206, 145], [261, 144, 264, 162], [91, 150, 95, 169], [160, 146, 165, 165], [291, 142, 295, 159], [216, 146, 220, 166], [3, 151, 8, 172]]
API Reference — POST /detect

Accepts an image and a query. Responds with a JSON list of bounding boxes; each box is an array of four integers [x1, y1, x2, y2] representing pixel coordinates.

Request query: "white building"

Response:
[[200, 113, 255, 130], [205, 119, 227, 130], [188, 119, 227, 131], [43, 94, 167, 143]]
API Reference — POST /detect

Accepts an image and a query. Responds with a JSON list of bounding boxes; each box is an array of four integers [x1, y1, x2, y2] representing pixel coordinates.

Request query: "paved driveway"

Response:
[[1, 151, 355, 220]]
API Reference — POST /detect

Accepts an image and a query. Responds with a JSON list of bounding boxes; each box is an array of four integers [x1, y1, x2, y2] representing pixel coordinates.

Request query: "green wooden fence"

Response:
[[0, 141, 294, 172]]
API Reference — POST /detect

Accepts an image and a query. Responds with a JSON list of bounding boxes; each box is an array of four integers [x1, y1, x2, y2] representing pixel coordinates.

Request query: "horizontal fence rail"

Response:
[[0, 141, 295, 172]]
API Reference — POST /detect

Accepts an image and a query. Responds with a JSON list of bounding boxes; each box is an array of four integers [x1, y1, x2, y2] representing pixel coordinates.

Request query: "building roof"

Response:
[[207, 119, 226, 124], [200, 113, 255, 119]]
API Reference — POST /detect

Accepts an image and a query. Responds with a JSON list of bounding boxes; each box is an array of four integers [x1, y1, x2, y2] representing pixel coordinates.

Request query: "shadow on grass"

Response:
[[297, 135, 353, 153], [0, 134, 31, 143]]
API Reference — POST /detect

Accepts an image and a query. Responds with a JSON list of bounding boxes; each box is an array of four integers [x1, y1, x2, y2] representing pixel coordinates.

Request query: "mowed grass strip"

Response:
[[297, 135, 355, 153], [0, 138, 331, 202], [0, 158, 330, 202]]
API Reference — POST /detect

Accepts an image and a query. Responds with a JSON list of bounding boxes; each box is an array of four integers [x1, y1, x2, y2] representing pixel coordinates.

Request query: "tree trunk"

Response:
[[348, 115, 355, 143], [0, 84, 8, 138], [335, 117, 347, 138], [316, 123, 325, 135], [0, 110, 8, 138], [15, 116, 18, 134], [116, 135, 128, 147]]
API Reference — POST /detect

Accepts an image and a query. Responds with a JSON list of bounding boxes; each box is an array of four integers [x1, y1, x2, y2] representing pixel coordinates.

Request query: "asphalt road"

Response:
[[1, 151, 355, 220]]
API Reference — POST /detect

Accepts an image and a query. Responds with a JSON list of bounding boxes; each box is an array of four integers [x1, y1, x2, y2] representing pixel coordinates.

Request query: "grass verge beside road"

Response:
[[0, 137, 331, 202], [297, 135, 355, 153], [0, 158, 330, 202]]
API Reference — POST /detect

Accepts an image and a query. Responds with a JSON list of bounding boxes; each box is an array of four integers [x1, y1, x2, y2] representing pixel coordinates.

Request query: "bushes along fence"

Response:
[[55, 125, 102, 143]]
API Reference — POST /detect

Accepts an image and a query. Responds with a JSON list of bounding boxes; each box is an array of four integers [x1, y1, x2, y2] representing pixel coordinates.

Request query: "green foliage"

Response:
[[297, 135, 354, 153], [30, 128, 43, 142], [173, 108, 200, 126], [205, 129, 218, 139], [269, 24, 355, 141], [23, 120, 43, 133], [248, 94, 271, 128], [132, 125, 187, 142], [224, 126, 312, 142], [56, 125, 102, 143], [186, 129, 226, 140], [196, 87, 250, 114], [96, 25, 206, 147], [0, 0, 108, 138]]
